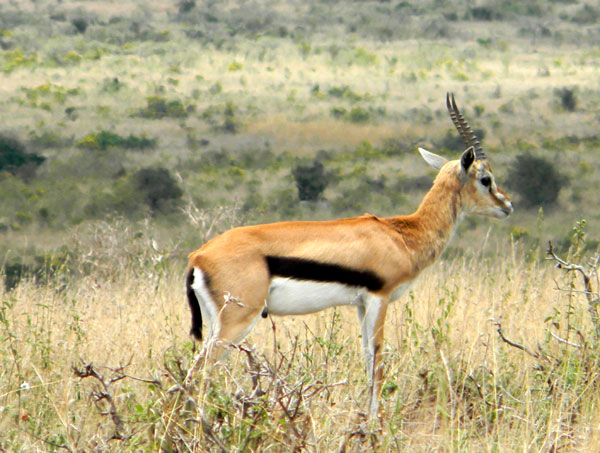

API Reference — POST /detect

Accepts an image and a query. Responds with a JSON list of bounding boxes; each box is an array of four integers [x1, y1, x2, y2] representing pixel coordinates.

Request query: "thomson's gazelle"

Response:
[[186, 94, 513, 417]]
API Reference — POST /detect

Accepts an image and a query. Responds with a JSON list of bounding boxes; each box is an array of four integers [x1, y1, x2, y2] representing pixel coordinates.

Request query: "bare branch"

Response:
[[72, 362, 127, 440], [549, 331, 582, 349], [547, 241, 600, 336], [490, 320, 546, 361]]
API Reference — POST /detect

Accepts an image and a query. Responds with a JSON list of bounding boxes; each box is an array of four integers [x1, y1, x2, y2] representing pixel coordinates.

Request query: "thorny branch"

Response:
[[547, 241, 600, 337], [72, 362, 127, 439], [490, 319, 550, 362], [72, 360, 159, 441]]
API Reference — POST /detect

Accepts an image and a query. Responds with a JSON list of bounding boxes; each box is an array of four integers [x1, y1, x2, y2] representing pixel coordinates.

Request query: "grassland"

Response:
[[2, 0, 600, 450]]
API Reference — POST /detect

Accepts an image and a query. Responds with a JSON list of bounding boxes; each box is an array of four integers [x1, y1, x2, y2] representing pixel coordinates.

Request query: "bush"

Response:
[[77, 131, 157, 151], [0, 134, 45, 178], [178, 0, 196, 14], [138, 96, 188, 119], [71, 18, 89, 34], [292, 159, 329, 201], [222, 101, 238, 133], [348, 107, 370, 123], [507, 153, 566, 208], [555, 87, 577, 112], [133, 167, 183, 213]]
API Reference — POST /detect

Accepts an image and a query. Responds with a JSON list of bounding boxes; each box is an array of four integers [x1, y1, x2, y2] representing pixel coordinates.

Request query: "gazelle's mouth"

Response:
[[502, 202, 514, 216]]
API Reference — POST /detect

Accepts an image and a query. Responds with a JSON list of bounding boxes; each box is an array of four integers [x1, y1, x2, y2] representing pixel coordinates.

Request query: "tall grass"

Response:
[[2, 231, 600, 451]]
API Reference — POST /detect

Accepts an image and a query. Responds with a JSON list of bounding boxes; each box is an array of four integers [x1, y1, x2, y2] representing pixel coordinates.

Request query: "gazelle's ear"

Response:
[[458, 146, 475, 181], [418, 147, 448, 170], [460, 146, 475, 171]]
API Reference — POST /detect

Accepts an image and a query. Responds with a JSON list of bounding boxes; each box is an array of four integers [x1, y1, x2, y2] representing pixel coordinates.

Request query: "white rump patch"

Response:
[[191, 267, 220, 345], [266, 277, 368, 316]]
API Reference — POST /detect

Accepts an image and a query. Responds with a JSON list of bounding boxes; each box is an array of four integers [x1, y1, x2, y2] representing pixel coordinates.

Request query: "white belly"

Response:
[[266, 277, 368, 316], [389, 282, 411, 302]]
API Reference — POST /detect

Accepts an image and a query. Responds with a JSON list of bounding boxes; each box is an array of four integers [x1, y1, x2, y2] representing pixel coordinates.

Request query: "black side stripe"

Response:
[[266, 255, 384, 291]]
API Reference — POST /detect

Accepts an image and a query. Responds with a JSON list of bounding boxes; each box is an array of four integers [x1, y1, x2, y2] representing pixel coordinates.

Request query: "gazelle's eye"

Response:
[[480, 176, 491, 187]]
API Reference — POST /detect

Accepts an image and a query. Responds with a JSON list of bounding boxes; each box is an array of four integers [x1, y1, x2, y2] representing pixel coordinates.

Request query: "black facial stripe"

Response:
[[266, 255, 384, 291]]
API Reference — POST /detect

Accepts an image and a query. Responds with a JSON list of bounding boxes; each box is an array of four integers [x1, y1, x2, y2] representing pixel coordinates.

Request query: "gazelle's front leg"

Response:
[[357, 293, 388, 418]]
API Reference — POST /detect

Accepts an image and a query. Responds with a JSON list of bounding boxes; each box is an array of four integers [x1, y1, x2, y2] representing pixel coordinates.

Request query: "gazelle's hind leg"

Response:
[[191, 258, 270, 360], [185, 263, 269, 385], [202, 304, 264, 361], [356, 293, 387, 418]]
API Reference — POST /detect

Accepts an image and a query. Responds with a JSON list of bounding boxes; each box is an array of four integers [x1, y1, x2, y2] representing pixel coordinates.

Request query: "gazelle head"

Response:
[[419, 93, 513, 219]]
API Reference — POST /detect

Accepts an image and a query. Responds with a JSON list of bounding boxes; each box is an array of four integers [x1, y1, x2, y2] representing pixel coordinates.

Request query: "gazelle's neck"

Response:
[[387, 167, 463, 270]]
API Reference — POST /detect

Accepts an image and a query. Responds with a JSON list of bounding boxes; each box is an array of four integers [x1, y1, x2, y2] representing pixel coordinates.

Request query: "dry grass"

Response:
[[2, 233, 600, 451]]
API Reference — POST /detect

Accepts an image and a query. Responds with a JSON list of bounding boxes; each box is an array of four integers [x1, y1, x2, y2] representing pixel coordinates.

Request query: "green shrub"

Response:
[[222, 101, 238, 133], [71, 18, 89, 34], [327, 86, 362, 102], [2, 48, 38, 72], [133, 167, 183, 213], [178, 0, 196, 14], [507, 153, 566, 208], [138, 96, 188, 119], [292, 159, 329, 201], [0, 134, 45, 178], [330, 106, 346, 119], [348, 107, 370, 123], [77, 131, 157, 151], [102, 77, 123, 93], [29, 130, 72, 149], [571, 4, 600, 24], [555, 87, 577, 112], [351, 47, 378, 67]]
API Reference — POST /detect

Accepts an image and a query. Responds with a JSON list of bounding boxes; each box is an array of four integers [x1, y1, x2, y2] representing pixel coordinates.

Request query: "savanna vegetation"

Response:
[[2, 0, 600, 450]]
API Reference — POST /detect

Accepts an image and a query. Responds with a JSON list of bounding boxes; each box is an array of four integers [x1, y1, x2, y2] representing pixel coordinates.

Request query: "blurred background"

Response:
[[2, 0, 599, 282]]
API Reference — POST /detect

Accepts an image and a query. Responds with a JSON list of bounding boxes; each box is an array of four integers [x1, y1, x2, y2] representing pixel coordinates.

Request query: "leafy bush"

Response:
[[222, 101, 238, 133], [327, 85, 362, 102], [2, 48, 38, 72], [77, 131, 157, 151], [71, 18, 89, 34], [133, 167, 183, 213], [178, 0, 196, 14], [28, 130, 72, 149], [507, 153, 566, 208], [137, 96, 188, 119], [0, 134, 45, 178], [330, 106, 346, 119], [571, 4, 600, 24], [292, 159, 329, 201], [348, 107, 370, 123], [555, 87, 577, 112]]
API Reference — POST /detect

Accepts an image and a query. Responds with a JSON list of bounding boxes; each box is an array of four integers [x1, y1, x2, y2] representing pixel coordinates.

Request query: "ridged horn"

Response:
[[446, 92, 486, 160]]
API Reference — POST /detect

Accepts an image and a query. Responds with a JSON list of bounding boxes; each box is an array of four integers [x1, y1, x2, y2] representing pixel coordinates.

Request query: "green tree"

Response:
[[133, 167, 183, 213], [292, 159, 329, 201], [0, 134, 45, 179], [507, 153, 566, 208]]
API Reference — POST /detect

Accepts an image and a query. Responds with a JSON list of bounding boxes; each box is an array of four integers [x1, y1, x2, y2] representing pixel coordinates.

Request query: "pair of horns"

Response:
[[446, 92, 486, 160]]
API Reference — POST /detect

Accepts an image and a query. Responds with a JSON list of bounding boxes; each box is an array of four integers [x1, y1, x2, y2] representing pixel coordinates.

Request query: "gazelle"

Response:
[[186, 93, 513, 417]]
